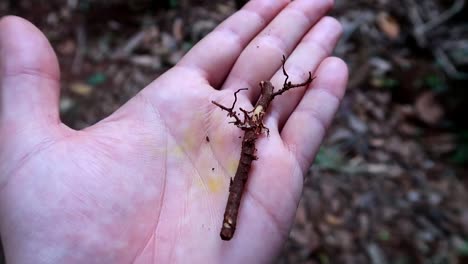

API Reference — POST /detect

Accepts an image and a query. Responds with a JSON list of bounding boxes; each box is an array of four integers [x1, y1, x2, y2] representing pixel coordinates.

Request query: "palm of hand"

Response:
[[2, 66, 302, 263], [0, 0, 347, 263]]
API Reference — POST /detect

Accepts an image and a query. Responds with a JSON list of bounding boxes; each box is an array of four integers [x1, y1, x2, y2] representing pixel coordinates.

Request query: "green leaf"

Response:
[[424, 75, 447, 93], [455, 238, 468, 256], [315, 147, 345, 170], [318, 253, 330, 264], [452, 131, 468, 165], [378, 230, 391, 241], [452, 144, 468, 164], [87, 73, 107, 86], [382, 78, 399, 88], [169, 0, 178, 8]]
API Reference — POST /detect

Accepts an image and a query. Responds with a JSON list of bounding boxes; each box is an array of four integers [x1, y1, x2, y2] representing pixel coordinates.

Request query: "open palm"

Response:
[[0, 0, 347, 263]]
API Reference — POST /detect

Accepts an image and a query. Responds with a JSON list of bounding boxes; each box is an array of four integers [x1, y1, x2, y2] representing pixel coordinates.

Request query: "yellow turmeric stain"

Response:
[[226, 158, 239, 176], [169, 145, 184, 158], [207, 176, 223, 193], [167, 126, 198, 158], [212, 132, 229, 151], [182, 128, 197, 152], [194, 175, 223, 194]]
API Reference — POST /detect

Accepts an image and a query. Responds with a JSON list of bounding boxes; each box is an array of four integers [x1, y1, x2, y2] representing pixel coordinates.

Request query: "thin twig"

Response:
[[434, 47, 468, 79], [212, 88, 248, 126], [273, 56, 313, 97], [212, 56, 314, 240], [416, 0, 465, 36], [72, 21, 86, 75], [110, 30, 147, 59], [407, 0, 465, 47]]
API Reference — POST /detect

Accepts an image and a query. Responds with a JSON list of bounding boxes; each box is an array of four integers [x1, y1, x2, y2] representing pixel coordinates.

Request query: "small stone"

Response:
[[59, 97, 75, 113], [407, 190, 421, 203]]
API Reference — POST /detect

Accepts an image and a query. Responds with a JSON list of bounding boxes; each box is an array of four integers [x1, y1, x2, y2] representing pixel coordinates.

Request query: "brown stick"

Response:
[[212, 57, 313, 241]]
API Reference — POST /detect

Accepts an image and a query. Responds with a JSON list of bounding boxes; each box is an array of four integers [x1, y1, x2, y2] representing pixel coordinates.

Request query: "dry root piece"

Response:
[[212, 56, 314, 241]]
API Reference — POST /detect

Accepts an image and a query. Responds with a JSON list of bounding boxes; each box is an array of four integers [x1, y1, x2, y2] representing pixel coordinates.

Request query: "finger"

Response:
[[177, 0, 289, 88], [281, 57, 348, 172], [267, 16, 342, 129], [221, 0, 333, 101], [0, 16, 61, 127]]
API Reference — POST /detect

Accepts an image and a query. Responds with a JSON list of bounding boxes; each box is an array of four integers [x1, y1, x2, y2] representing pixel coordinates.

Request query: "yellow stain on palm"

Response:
[[226, 158, 239, 176], [167, 124, 199, 158], [182, 128, 197, 152], [207, 176, 223, 193], [167, 145, 184, 158], [213, 133, 225, 147], [194, 175, 223, 194], [183, 110, 209, 151]]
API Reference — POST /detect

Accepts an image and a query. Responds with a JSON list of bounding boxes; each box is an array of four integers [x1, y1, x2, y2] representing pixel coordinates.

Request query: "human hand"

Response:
[[0, 0, 347, 263]]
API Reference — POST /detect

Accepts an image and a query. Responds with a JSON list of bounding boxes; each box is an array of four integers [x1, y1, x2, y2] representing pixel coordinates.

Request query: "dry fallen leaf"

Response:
[[423, 133, 456, 155], [70, 82, 93, 96], [57, 39, 76, 55], [415, 91, 444, 125], [325, 213, 344, 226], [172, 17, 184, 42], [131, 55, 162, 69], [377, 12, 400, 40]]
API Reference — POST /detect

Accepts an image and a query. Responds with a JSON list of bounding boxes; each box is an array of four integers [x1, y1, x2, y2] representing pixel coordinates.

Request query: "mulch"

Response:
[[1, 0, 467, 263]]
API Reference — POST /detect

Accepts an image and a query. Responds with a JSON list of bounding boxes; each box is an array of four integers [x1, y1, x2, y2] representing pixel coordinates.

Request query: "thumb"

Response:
[[0, 16, 61, 128]]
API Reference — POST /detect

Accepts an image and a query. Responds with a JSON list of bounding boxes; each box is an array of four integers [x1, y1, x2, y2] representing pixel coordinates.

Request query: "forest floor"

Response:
[[1, 0, 468, 263]]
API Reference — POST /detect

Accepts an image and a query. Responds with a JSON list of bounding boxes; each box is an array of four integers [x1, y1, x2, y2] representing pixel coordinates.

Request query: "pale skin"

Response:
[[0, 0, 348, 263]]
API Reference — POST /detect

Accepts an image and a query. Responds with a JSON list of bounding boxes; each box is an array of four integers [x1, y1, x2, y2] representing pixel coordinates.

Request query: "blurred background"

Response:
[[1, 0, 467, 263]]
